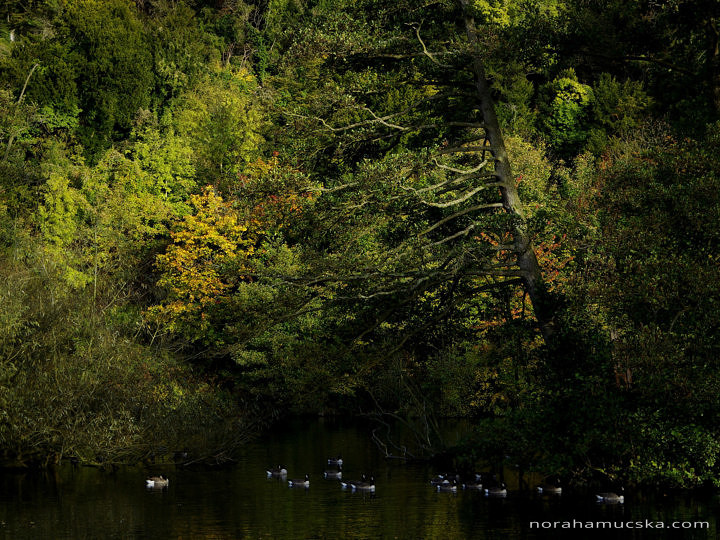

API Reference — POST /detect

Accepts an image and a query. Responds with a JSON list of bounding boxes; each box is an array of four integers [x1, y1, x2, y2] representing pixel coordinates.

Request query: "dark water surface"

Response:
[[0, 418, 717, 539]]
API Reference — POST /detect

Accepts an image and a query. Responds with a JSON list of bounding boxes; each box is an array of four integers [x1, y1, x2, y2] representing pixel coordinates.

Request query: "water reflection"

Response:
[[0, 418, 717, 538]]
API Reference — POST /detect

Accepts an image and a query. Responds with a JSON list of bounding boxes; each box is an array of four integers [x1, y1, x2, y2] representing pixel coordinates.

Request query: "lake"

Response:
[[0, 418, 717, 538]]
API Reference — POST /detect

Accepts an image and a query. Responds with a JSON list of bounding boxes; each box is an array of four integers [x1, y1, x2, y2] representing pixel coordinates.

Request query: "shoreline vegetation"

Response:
[[2, 0, 720, 490]]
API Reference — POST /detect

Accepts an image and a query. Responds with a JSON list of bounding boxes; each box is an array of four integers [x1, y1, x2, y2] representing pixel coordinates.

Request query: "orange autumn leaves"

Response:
[[147, 187, 258, 341], [147, 158, 315, 343], [472, 230, 573, 331]]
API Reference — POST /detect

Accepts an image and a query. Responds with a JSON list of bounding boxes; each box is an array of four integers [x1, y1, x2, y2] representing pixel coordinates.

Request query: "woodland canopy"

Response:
[[1, 0, 719, 488]]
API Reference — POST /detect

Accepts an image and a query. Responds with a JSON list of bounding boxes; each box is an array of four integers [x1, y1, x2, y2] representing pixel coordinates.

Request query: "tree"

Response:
[[148, 187, 260, 343], [266, 0, 556, 346], [147, 156, 317, 350], [173, 65, 264, 187]]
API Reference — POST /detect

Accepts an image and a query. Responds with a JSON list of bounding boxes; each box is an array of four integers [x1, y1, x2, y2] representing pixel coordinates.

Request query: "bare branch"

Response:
[[362, 51, 451, 60], [398, 170, 495, 197], [308, 182, 359, 193], [424, 223, 476, 246], [356, 290, 402, 300], [414, 23, 452, 67], [361, 106, 408, 130], [285, 92, 453, 133], [446, 121, 485, 128], [420, 198, 504, 235], [468, 268, 525, 277], [419, 182, 503, 208], [4, 63, 39, 162], [18, 64, 39, 105], [432, 158, 487, 174], [580, 50, 697, 77], [421, 206, 504, 247]]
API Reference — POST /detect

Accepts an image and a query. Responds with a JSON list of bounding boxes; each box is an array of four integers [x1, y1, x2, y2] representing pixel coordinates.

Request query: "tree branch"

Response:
[[308, 182, 359, 193], [419, 182, 503, 208], [413, 23, 452, 67], [4, 63, 39, 162], [420, 198, 504, 235], [432, 158, 487, 174]]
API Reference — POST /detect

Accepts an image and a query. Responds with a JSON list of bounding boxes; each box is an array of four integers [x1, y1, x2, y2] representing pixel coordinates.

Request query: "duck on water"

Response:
[[323, 468, 342, 479], [288, 474, 310, 488], [484, 482, 507, 497], [146, 475, 169, 488], [537, 479, 562, 495], [341, 474, 374, 491], [437, 480, 458, 493], [349, 477, 375, 492], [596, 488, 624, 503], [266, 466, 288, 478]]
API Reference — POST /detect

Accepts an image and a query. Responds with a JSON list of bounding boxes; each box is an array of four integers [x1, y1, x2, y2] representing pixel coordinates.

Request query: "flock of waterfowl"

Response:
[[264, 456, 377, 493], [147, 458, 624, 504], [429, 473, 624, 503], [263, 460, 624, 504]]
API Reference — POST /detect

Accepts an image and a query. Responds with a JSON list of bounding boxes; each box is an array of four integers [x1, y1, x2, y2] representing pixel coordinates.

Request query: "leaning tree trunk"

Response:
[[458, 0, 556, 342], [285, 1, 559, 346]]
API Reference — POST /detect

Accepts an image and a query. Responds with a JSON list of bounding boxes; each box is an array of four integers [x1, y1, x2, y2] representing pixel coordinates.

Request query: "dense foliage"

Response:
[[1, 0, 719, 487]]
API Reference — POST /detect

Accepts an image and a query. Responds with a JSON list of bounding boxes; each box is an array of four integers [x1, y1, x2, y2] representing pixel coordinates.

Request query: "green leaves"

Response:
[[149, 187, 258, 341], [540, 69, 594, 156], [173, 66, 264, 186], [63, 0, 153, 155]]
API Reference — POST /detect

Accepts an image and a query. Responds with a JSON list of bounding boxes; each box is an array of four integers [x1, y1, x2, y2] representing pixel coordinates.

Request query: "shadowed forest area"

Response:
[[1, 0, 720, 489]]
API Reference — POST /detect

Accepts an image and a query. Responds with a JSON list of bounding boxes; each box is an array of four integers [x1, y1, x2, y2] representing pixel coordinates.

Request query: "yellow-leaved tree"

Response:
[[147, 187, 260, 344]]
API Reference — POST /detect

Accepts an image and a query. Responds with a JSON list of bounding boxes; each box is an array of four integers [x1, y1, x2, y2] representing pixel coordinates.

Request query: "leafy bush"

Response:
[[0, 249, 254, 467], [539, 69, 593, 157]]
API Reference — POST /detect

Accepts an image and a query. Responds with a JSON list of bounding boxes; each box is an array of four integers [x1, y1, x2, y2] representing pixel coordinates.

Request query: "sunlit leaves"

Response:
[[540, 69, 594, 156], [174, 66, 264, 186], [148, 187, 260, 342]]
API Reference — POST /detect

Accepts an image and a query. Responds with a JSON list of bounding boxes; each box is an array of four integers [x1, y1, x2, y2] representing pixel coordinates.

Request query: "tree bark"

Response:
[[458, 0, 556, 343]]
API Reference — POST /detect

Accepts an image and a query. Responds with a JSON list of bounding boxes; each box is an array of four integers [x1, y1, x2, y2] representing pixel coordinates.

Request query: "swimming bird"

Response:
[[437, 480, 458, 493], [462, 480, 483, 490], [323, 468, 342, 479], [327, 456, 343, 466], [266, 466, 288, 478], [596, 488, 624, 503], [430, 473, 459, 486], [350, 476, 375, 492], [430, 475, 449, 486], [341, 474, 366, 489], [146, 475, 169, 488], [485, 482, 507, 497], [537, 479, 562, 495], [288, 474, 310, 488]]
